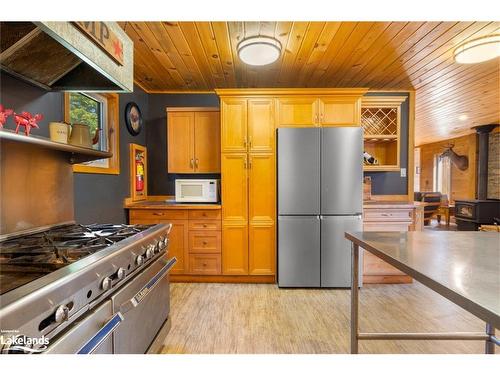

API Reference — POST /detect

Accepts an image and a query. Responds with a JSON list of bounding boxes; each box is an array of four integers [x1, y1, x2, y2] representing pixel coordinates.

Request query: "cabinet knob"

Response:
[[203, 224, 207, 228], [203, 241, 208, 245]]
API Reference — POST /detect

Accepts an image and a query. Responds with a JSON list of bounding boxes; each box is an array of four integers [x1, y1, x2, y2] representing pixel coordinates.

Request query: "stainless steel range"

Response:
[[0, 131, 175, 354]]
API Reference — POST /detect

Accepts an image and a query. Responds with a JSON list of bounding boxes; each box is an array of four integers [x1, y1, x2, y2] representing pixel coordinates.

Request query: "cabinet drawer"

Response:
[[189, 231, 221, 253], [129, 209, 188, 221], [188, 210, 221, 220], [189, 220, 222, 231], [189, 254, 221, 275], [363, 209, 412, 222]]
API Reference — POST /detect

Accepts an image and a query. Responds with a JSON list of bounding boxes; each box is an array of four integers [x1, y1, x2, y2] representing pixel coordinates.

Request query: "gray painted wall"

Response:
[[0, 72, 147, 223]]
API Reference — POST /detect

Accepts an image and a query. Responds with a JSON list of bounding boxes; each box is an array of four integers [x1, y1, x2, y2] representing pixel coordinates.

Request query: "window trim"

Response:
[[64, 92, 120, 175]]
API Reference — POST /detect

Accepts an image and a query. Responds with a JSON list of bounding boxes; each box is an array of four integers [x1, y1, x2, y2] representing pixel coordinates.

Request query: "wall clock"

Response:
[[125, 102, 143, 136]]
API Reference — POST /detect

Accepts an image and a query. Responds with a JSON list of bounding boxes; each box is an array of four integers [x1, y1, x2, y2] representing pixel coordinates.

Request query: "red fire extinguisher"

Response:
[[135, 153, 144, 192]]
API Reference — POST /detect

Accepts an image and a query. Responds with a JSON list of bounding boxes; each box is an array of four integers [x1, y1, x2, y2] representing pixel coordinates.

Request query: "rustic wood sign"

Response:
[[73, 22, 124, 65]]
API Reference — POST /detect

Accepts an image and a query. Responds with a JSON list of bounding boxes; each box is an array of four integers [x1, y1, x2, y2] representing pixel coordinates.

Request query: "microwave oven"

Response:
[[175, 179, 219, 203]]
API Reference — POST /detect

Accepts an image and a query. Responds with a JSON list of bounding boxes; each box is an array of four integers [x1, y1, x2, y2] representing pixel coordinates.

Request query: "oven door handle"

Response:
[[77, 312, 124, 354], [120, 257, 177, 314]]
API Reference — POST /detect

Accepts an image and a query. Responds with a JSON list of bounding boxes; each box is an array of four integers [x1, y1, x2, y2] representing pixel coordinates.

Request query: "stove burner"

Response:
[[0, 223, 152, 295]]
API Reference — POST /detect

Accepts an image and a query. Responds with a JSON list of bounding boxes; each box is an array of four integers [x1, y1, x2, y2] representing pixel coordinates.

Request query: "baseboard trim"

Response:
[[170, 274, 276, 283], [363, 275, 413, 284]]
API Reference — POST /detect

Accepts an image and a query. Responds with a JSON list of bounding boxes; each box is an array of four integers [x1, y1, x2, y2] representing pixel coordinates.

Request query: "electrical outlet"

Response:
[[400, 168, 407, 177]]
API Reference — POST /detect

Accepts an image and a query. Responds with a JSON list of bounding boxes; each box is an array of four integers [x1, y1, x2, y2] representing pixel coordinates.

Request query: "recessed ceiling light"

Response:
[[454, 34, 500, 64], [459, 114, 468, 121], [237, 36, 282, 66]]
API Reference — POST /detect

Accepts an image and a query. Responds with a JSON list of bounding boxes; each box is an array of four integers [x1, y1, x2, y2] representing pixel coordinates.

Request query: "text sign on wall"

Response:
[[73, 22, 124, 66]]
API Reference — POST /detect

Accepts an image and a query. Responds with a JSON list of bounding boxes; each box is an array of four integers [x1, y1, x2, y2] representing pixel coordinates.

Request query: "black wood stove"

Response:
[[455, 124, 500, 231]]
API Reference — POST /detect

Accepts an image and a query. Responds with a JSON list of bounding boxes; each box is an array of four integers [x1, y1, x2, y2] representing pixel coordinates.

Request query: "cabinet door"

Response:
[[319, 97, 360, 126], [248, 99, 275, 152], [194, 111, 221, 172], [164, 219, 189, 274], [221, 153, 249, 275], [167, 112, 195, 173], [248, 153, 275, 275], [221, 98, 247, 153], [276, 97, 318, 127], [221, 153, 248, 222]]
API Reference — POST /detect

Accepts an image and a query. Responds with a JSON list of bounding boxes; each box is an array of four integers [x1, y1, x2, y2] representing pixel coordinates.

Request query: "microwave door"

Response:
[[182, 184, 203, 200]]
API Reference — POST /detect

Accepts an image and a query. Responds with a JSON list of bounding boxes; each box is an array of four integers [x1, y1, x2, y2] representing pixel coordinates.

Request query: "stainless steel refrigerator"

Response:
[[277, 127, 363, 288]]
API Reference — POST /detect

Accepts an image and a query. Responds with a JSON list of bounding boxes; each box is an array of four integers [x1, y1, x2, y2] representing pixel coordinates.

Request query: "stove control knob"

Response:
[[54, 305, 70, 323], [116, 267, 126, 280], [136, 255, 144, 266], [154, 240, 161, 252], [146, 245, 155, 259], [101, 277, 113, 291]]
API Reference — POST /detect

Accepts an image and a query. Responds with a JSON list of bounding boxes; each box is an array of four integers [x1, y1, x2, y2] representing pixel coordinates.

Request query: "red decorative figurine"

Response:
[[14, 111, 43, 136], [0, 104, 13, 129]]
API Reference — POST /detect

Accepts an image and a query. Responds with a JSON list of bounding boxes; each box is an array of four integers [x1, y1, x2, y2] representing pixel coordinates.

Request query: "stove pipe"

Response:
[[472, 124, 498, 200]]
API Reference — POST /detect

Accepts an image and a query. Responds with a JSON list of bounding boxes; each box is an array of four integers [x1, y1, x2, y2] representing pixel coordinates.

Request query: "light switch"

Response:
[[400, 168, 407, 177]]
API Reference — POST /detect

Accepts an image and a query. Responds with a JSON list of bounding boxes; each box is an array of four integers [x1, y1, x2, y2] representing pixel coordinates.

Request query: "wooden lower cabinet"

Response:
[[129, 208, 221, 276], [249, 222, 275, 275], [222, 221, 249, 275], [362, 206, 414, 284], [248, 153, 275, 275], [189, 254, 221, 275]]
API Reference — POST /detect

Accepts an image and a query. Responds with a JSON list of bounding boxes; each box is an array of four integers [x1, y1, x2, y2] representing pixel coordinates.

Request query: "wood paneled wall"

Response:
[[417, 134, 477, 202]]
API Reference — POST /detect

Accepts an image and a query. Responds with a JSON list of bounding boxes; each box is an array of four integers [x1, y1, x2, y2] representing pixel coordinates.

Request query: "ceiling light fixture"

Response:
[[459, 114, 468, 121], [454, 34, 500, 64], [237, 36, 282, 66]]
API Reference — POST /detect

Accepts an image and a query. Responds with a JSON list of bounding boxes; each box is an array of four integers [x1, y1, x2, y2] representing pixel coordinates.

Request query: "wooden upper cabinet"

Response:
[[194, 111, 220, 172], [276, 97, 318, 127], [221, 98, 247, 153], [248, 99, 275, 153], [167, 108, 220, 173], [167, 111, 195, 173], [319, 97, 361, 126]]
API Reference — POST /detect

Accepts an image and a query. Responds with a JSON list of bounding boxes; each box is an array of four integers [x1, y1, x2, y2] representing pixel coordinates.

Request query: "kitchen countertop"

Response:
[[125, 199, 221, 210], [345, 231, 500, 328], [363, 201, 417, 209]]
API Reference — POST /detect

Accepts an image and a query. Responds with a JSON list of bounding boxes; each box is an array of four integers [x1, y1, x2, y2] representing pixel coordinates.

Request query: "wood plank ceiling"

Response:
[[120, 22, 500, 145]]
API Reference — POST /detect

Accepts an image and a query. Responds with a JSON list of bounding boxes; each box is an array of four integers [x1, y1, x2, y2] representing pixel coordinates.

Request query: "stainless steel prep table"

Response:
[[344, 231, 500, 354]]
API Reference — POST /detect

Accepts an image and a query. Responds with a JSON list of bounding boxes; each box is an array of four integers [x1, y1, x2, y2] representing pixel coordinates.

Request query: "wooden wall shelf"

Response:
[[0, 129, 112, 164]]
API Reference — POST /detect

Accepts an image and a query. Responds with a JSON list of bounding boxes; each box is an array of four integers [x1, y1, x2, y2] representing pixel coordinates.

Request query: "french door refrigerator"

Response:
[[277, 127, 363, 288]]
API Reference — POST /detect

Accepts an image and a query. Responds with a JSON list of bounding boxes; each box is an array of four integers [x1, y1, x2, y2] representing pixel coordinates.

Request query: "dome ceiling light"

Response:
[[237, 36, 282, 66], [454, 34, 500, 64]]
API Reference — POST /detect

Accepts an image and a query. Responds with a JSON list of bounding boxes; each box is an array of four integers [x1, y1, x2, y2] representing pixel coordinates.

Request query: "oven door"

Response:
[[44, 300, 122, 354], [111, 255, 176, 354]]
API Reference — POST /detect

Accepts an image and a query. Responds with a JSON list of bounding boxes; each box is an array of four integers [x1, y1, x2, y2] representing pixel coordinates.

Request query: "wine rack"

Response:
[[361, 96, 407, 172]]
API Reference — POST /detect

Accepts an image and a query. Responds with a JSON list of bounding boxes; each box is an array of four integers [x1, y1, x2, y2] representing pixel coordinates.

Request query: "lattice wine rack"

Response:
[[361, 96, 407, 171], [361, 107, 398, 137]]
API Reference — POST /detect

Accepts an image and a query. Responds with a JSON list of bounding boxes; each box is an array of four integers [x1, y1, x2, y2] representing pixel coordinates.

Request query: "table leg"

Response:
[[485, 323, 495, 354], [351, 243, 359, 354]]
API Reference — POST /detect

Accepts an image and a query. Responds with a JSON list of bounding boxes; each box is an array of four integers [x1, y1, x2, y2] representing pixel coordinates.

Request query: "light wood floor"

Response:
[[160, 282, 495, 354]]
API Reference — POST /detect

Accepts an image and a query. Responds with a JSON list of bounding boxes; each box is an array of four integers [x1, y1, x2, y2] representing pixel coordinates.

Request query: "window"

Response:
[[64, 92, 120, 174], [433, 154, 451, 198]]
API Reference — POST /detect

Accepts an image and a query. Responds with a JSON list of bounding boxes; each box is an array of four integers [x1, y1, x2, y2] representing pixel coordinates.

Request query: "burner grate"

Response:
[[0, 223, 153, 294]]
